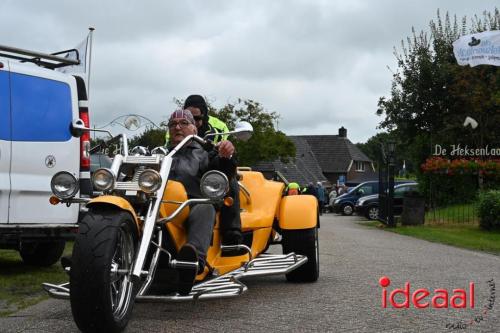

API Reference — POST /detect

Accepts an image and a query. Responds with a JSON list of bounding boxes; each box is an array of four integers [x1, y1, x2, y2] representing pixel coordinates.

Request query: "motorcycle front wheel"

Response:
[[70, 208, 138, 333]]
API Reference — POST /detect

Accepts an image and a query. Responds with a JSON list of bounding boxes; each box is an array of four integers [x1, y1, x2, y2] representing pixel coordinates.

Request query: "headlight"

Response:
[[357, 199, 365, 206], [138, 169, 162, 193], [92, 168, 115, 191], [51, 171, 79, 199], [333, 199, 340, 204], [200, 170, 229, 200]]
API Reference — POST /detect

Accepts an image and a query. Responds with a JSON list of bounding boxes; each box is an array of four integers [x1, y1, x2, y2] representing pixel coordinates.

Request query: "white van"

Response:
[[0, 45, 91, 266]]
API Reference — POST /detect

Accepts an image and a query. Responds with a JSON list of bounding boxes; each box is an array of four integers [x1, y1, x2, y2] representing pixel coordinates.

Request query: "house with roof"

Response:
[[253, 127, 376, 187]]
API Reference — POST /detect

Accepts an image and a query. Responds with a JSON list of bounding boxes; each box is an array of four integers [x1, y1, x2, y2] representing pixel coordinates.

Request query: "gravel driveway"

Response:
[[1, 214, 498, 332]]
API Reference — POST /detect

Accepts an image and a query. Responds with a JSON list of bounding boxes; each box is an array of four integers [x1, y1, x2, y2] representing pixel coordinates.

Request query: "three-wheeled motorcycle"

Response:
[[43, 120, 319, 333]]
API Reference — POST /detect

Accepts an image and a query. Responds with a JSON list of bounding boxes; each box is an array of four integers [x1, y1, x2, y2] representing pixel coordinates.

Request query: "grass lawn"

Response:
[[425, 203, 478, 224], [360, 221, 500, 255], [0, 243, 72, 316]]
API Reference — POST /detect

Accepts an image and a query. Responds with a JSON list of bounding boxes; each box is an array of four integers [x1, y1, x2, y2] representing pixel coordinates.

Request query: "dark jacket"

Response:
[[168, 141, 236, 198]]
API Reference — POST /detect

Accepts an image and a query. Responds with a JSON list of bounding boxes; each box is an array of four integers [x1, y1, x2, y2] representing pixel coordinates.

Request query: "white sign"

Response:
[[453, 30, 500, 67]]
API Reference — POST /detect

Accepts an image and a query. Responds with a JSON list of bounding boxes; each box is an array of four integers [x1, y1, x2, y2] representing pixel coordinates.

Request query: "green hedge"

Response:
[[417, 173, 478, 206], [478, 190, 500, 230]]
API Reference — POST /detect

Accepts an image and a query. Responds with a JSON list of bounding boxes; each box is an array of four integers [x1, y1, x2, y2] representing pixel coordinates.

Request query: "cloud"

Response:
[[1, 0, 498, 143]]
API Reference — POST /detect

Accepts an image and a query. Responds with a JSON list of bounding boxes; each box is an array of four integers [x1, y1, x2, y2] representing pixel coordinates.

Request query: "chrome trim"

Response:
[[170, 259, 199, 270], [124, 155, 161, 165], [137, 228, 163, 296], [61, 198, 92, 204], [161, 200, 183, 205], [42, 282, 71, 300], [110, 155, 124, 179], [0, 224, 78, 229], [115, 182, 141, 191], [156, 198, 213, 224], [130, 134, 212, 282], [200, 170, 229, 200], [43, 252, 308, 302], [51, 171, 79, 199], [238, 182, 251, 204]]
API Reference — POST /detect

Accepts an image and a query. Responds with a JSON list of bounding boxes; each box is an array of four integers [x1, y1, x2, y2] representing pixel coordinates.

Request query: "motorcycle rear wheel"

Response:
[[70, 208, 138, 333], [282, 226, 319, 282]]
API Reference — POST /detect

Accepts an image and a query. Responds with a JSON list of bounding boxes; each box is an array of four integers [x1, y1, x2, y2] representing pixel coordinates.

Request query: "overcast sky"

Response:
[[0, 0, 498, 143]]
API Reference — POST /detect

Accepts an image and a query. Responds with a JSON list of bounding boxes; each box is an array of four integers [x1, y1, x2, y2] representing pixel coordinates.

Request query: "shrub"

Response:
[[478, 190, 500, 230]]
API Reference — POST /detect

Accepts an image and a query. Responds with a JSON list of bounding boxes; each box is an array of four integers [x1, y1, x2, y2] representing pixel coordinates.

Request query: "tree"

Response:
[[149, 98, 295, 166], [210, 99, 295, 166], [129, 126, 166, 151], [377, 9, 500, 169], [356, 132, 415, 174]]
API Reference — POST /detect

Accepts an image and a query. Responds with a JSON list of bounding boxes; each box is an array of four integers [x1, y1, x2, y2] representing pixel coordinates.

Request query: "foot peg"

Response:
[[221, 244, 252, 258]]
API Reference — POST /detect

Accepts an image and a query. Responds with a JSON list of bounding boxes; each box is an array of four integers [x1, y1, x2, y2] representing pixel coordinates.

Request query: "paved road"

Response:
[[1, 215, 499, 332]]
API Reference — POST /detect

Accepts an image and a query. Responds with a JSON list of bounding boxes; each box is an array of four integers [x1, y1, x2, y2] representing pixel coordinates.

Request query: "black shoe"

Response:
[[177, 244, 198, 296], [222, 229, 242, 245]]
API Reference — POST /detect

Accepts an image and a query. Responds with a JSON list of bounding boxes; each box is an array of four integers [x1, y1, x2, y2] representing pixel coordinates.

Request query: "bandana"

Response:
[[169, 109, 195, 124]]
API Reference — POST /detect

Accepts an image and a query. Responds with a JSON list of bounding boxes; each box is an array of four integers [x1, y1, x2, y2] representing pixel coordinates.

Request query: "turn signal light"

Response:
[[223, 197, 234, 207], [49, 196, 61, 205]]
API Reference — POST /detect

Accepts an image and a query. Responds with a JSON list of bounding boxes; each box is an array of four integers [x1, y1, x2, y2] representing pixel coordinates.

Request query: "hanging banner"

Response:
[[452, 30, 500, 67], [56, 28, 94, 96]]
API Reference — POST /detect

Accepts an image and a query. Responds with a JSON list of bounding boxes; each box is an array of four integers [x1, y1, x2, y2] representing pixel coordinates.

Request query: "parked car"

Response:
[[355, 182, 419, 220], [331, 180, 415, 216], [331, 181, 379, 215], [0, 44, 91, 266]]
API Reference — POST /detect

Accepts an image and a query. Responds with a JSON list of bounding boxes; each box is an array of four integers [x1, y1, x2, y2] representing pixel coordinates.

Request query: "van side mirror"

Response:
[[70, 118, 113, 138], [70, 118, 87, 138]]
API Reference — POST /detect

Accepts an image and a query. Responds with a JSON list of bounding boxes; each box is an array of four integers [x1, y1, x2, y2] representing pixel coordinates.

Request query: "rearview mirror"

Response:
[[231, 121, 253, 141], [203, 121, 254, 142]]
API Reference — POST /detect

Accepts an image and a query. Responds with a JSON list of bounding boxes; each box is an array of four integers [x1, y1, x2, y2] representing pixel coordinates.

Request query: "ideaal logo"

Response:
[[379, 276, 474, 309], [379, 277, 496, 330]]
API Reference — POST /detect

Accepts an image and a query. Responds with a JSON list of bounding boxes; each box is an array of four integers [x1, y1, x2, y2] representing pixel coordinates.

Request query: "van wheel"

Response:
[[19, 240, 66, 267], [341, 204, 354, 216], [282, 227, 319, 282]]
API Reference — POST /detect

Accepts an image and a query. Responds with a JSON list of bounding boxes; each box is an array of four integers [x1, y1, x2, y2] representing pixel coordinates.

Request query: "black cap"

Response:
[[183, 95, 208, 116]]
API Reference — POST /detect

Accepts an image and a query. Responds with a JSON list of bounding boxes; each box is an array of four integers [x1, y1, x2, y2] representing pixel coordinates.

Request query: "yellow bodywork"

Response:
[[159, 172, 286, 279], [87, 171, 318, 280], [92, 171, 316, 282], [86, 196, 141, 234], [279, 195, 318, 230]]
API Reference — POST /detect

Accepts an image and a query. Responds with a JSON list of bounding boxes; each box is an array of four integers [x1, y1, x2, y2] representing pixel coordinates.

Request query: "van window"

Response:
[[0, 71, 10, 140], [10, 73, 72, 142]]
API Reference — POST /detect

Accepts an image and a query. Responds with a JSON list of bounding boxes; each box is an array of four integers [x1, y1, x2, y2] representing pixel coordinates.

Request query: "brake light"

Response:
[[79, 104, 90, 171]]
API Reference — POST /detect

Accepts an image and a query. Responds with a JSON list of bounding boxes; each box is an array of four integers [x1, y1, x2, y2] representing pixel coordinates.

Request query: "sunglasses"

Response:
[[193, 115, 203, 122], [168, 120, 191, 129]]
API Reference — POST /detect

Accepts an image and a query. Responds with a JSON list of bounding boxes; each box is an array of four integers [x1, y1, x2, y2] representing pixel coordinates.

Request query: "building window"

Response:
[[355, 161, 365, 172]]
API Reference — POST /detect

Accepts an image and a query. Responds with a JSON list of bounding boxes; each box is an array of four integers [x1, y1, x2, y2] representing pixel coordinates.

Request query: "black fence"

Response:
[[378, 156, 395, 226], [424, 174, 479, 224]]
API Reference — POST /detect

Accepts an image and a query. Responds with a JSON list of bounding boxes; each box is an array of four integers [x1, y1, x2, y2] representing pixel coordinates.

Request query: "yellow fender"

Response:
[[86, 196, 141, 234], [279, 195, 318, 230]]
